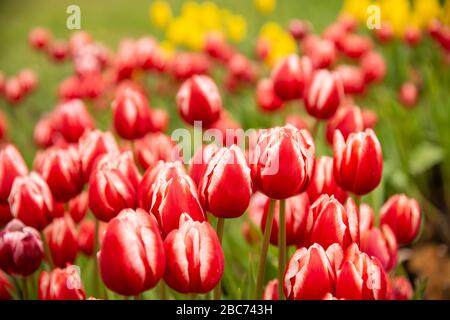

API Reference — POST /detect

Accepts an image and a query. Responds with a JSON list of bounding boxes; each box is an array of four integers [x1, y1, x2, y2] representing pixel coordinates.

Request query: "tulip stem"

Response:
[[278, 199, 286, 300], [160, 281, 166, 300], [353, 195, 361, 208], [21, 277, 28, 300], [255, 199, 275, 299], [213, 218, 225, 300], [311, 119, 320, 138], [40, 231, 54, 270]]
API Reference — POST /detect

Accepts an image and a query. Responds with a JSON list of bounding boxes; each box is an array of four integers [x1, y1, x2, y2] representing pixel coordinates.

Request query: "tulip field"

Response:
[[1, 0, 450, 301]]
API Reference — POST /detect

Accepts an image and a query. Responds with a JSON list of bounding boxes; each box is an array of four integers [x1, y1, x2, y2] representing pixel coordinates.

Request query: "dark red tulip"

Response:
[[326, 104, 364, 144], [164, 214, 224, 294], [335, 243, 389, 300], [256, 78, 283, 112], [78, 130, 119, 182], [263, 279, 279, 300], [189, 144, 219, 187], [150, 172, 206, 237], [335, 65, 366, 95], [399, 81, 418, 108], [361, 225, 397, 271], [380, 194, 421, 245], [361, 51, 386, 84], [4, 77, 23, 104], [53, 100, 95, 143], [0, 270, 13, 300], [93, 151, 141, 189], [29, 27, 52, 50], [303, 36, 337, 69], [44, 215, 78, 268], [288, 19, 311, 41], [390, 276, 413, 300], [333, 129, 383, 195], [199, 145, 252, 218], [337, 34, 373, 59], [374, 23, 394, 44], [8, 172, 56, 230], [0, 144, 28, 203], [284, 243, 335, 300], [88, 168, 136, 222], [38, 146, 83, 202], [260, 193, 310, 246], [271, 55, 313, 101], [0, 203, 13, 226], [176, 75, 222, 128], [48, 40, 69, 62], [304, 69, 344, 119], [39, 265, 86, 300], [68, 192, 88, 223], [250, 125, 315, 199], [135, 133, 180, 170], [359, 203, 375, 235], [98, 208, 165, 296], [404, 26, 422, 46], [306, 195, 359, 249], [17, 69, 38, 94], [307, 156, 348, 203], [0, 219, 43, 276]]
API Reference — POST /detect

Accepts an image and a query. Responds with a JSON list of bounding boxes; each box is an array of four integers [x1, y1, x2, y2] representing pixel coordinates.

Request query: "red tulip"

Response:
[[204, 32, 234, 62], [304, 69, 344, 119], [112, 84, 152, 140], [0, 203, 13, 226], [325, 104, 364, 144], [68, 192, 88, 223], [256, 78, 283, 112], [390, 276, 413, 300], [303, 36, 337, 69], [189, 144, 219, 187], [88, 168, 136, 222], [4, 77, 23, 104], [77, 219, 105, 256], [135, 133, 180, 170], [337, 34, 373, 59], [93, 151, 141, 189], [284, 243, 335, 300], [17, 69, 38, 94], [38, 146, 84, 202], [150, 172, 206, 237], [48, 40, 69, 62], [53, 100, 95, 143], [404, 26, 422, 46], [361, 225, 398, 271], [260, 193, 310, 246], [307, 156, 348, 203], [380, 194, 421, 245], [359, 203, 375, 235], [0, 270, 13, 300], [335, 243, 389, 300], [9, 172, 56, 230], [362, 109, 378, 129], [399, 81, 418, 108], [29, 27, 52, 50], [286, 114, 309, 131], [263, 279, 279, 300], [176, 75, 222, 128], [288, 19, 311, 41], [199, 145, 252, 218], [374, 23, 394, 44], [208, 111, 243, 147], [149, 109, 169, 133], [98, 208, 165, 296], [255, 37, 270, 61], [333, 129, 383, 195], [0, 219, 43, 276], [33, 113, 58, 148], [164, 214, 224, 294], [58, 76, 83, 100], [78, 130, 119, 182], [326, 242, 344, 272], [44, 215, 78, 268], [271, 55, 313, 101], [361, 51, 386, 84], [250, 125, 315, 199], [306, 195, 359, 249], [335, 65, 366, 95], [39, 265, 86, 300], [323, 23, 347, 45], [0, 144, 28, 203]]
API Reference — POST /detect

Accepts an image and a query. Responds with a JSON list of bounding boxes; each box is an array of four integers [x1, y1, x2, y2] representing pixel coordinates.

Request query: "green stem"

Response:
[[21, 277, 28, 300], [160, 281, 166, 300], [213, 218, 225, 300], [255, 199, 275, 299], [353, 195, 361, 208], [278, 199, 286, 300], [40, 231, 54, 270], [311, 119, 320, 138]]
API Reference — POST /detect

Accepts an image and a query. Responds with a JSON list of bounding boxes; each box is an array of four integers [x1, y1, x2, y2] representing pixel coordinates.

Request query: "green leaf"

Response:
[[409, 142, 444, 175]]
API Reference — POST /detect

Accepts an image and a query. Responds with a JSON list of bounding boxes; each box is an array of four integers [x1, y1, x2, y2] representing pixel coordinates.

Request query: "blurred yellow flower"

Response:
[[443, 0, 450, 25], [259, 21, 297, 67], [379, 0, 411, 36], [149, 0, 172, 30], [341, 0, 373, 22], [255, 0, 276, 15], [226, 14, 247, 43], [259, 22, 284, 43], [413, 0, 441, 28]]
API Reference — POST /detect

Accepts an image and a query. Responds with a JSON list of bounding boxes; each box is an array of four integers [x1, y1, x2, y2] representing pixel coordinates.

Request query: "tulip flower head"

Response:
[[39, 265, 86, 300]]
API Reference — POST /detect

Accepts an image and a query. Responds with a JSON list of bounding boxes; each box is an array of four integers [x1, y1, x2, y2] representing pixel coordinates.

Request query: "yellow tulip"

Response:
[[442, 0, 450, 25], [413, 0, 441, 28], [255, 0, 276, 15], [259, 22, 283, 43], [149, 0, 172, 30], [226, 14, 247, 43], [379, 0, 411, 36], [341, 0, 372, 22]]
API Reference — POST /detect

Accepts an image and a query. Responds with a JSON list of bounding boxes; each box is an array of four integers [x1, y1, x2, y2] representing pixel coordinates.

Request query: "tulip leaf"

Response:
[[409, 142, 444, 175]]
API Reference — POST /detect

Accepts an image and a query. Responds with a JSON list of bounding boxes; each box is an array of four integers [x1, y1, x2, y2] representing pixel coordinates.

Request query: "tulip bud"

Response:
[[333, 129, 383, 195], [17, 69, 38, 94], [404, 26, 422, 46], [176, 75, 222, 128], [38, 146, 84, 202], [250, 125, 315, 199], [58, 76, 83, 101], [284, 244, 335, 300], [0, 219, 44, 276], [271, 55, 313, 101], [361, 51, 386, 84], [325, 105, 364, 144], [135, 133, 180, 170], [150, 172, 206, 237], [9, 172, 56, 230], [39, 265, 86, 300], [260, 193, 310, 246], [53, 100, 95, 143], [335, 243, 389, 300], [149, 109, 169, 133], [399, 81, 418, 108], [44, 215, 78, 268], [0, 204, 13, 227], [77, 219, 105, 256], [34, 113, 57, 148], [288, 19, 311, 41], [199, 145, 252, 218], [4, 77, 24, 104], [335, 65, 365, 95], [361, 225, 398, 271], [164, 214, 224, 294], [263, 279, 279, 300], [307, 156, 348, 203], [374, 23, 394, 44], [0, 144, 29, 203], [49, 40, 69, 62], [0, 270, 13, 300], [78, 130, 119, 182], [88, 168, 136, 222], [359, 203, 375, 235], [303, 36, 337, 69], [380, 194, 421, 245], [98, 208, 165, 296], [68, 192, 88, 223], [390, 276, 413, 300], [306, 195, 359, 249], [189, 144, 219, 187], [362, 109, 378, 129], [286, 114, 309, 131], [29, 27, 52, 50], [337, 34, 373, 59], [256, 78, 284, 112]]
